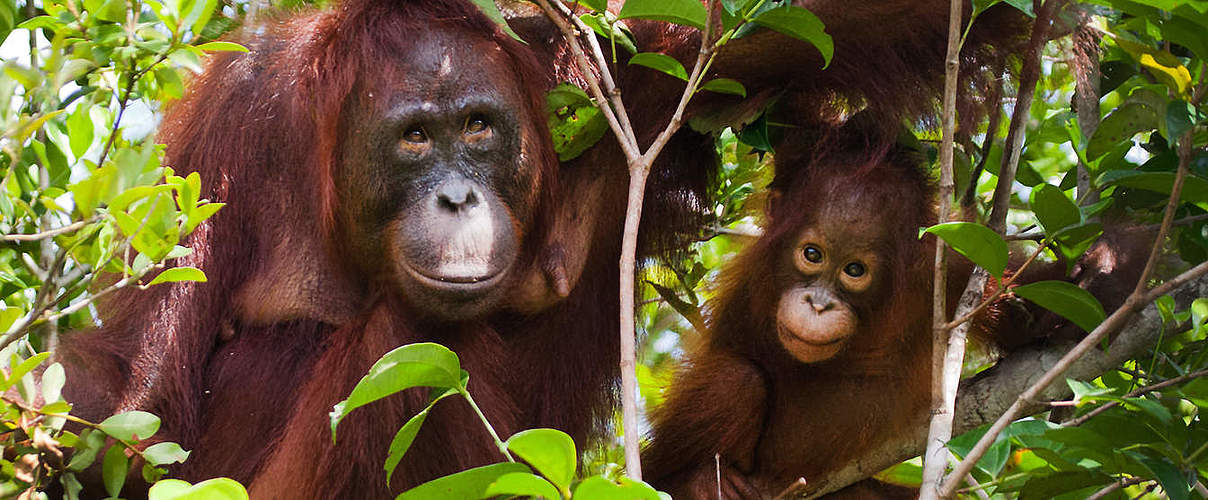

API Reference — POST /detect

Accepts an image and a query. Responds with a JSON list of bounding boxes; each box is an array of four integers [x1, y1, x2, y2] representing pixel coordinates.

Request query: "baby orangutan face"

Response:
[[773, 186, 891, 363]]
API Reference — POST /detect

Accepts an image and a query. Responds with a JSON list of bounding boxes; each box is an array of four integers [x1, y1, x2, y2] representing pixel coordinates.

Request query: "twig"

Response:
[[938, 124, 1203, 497], [1085, 477, 1147, 500], [530, 0, 639, 158], [1062, 367, 1208, 427], [3, 218, 96, 242], [1142, 213, 1208, 231], [986, 0, 1058, 233], [919, 0, 965, 495], [772, 478, 808, 500]]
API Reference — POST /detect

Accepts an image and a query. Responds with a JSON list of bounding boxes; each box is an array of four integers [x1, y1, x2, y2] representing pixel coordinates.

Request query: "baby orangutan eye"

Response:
[[843, 262, 866, 278], [803, 245, 823, 263]]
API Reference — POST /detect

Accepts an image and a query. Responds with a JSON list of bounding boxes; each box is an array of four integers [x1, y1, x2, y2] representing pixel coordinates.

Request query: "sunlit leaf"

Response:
[[99, 410, 162, 441], [628, 52, 688, 81], [397, 463, 531, 500], [923, 222, 1008, 278], [506, 429, 576, 492], [752, 6, 832, 68], [330, 343, 462, 441], [618, 0, 707, 29]]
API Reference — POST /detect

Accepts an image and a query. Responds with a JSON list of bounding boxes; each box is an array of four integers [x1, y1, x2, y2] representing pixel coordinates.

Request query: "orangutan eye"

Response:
[[465, 115, 489, 135], [844, 262, 866, 278], [403, 127, 428, 143], [803, 245, 823, 263]]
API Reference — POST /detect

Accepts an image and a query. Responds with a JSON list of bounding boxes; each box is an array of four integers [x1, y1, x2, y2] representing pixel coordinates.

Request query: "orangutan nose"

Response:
[[436, 179, 480, 213]]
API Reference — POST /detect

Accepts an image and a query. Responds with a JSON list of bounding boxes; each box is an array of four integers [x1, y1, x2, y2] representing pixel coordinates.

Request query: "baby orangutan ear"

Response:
[[765, 189, 784, 224]]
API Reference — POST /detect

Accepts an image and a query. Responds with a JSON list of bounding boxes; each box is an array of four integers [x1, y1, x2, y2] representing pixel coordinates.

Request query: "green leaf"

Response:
[[143, 442, 191, 466], [1003, 0, 1035, 17], [98, 410, 162, 441], [1098, 170, 1208, 207], [573, 476, 663, 500], [483, 472, 561, 500], [579, 14, 637, 55], [68, 429, 107, 471], [102, 444, 130, 498], [1140, 458, 1190, 500], [155, 67, 185, 100], [41, 362, 66, 404], [330, 343, 462, 441], [385, 388, 458, 487], [923, 222, 1009, 278], [506, 429, 576, 492], [397, 462, 531, 500], [468, 0, 523, 41], [1029, 184, 1080, 234], [618, 0, 707, 29], [698, 78, 747, 97], [1086, 102, 1159, 160], [0, 0, 16, 41], [147, 267, 207, 285], [1165, 100, 1205, 142], [147, 478, 250, 500], [577, 0, 606, 12], [1012, 281, 1106, 333], [752, 6, 833, 68], [628, 52, 688, 81], [195, 41, 248, 52], [546, 83, 608, 161], [66, 106, 95, 159], [0, 352, 49, 392]]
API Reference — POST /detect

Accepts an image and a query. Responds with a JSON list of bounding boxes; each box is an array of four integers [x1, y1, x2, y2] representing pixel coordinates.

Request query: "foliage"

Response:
[[0, 0, 246, 494]]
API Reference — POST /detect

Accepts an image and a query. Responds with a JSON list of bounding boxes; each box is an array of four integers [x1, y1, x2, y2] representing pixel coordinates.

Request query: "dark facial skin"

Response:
[[773, 179, 892, 363], [336, 27, 542, 320]]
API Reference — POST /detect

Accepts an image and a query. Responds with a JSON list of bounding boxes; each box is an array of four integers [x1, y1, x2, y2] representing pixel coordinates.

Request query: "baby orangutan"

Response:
[[643, 133, 936, 499]]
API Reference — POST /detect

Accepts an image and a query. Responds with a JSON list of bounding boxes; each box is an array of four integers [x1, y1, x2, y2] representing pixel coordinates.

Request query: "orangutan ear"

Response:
[[765, 188, 784, 224]]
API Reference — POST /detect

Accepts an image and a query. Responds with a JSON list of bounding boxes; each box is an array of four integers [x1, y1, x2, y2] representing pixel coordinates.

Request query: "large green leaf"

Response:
[[102, 444, 130, 498], [752, 6, 832, 68], [628, 52, 688, 81], [1012, 281, 1106, 333], [396, 463, 531, 500], [98, 410, 161, 441], [1098, 170, 1208, 208], [1029, 184, 1080, 234], [617, 0, 707, 29], [506, 429, 576, 492], [923, 222, 1009, 278], [330, 343, 462, 441], [572, 476, 663, 500], [1086, 102, 1159, 160], [148, 478, 250, 500], [546, 83, 609, 162], [483, 472, 561, 500]]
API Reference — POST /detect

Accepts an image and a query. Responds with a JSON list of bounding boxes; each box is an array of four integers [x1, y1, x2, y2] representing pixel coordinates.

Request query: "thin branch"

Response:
[[530, 0, 639, 159], [550, 0, 639, 148], [938, 125, 1201, 497], [919, 0, 965, 495], [987, 0, 1058, 233], [1085, 477, 1147, 500], [1062, 368, 1208, 427], [3, 218, 95, 242]]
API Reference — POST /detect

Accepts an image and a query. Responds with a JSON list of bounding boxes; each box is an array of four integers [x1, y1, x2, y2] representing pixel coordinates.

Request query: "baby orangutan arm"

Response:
[[644, 348, 770, 499]]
